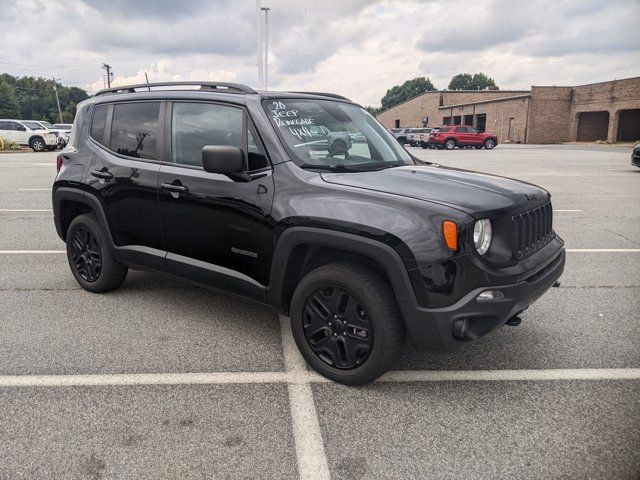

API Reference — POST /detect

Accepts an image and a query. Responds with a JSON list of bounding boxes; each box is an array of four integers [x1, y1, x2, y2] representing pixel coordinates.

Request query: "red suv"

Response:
[[429, 126, 498, 150]]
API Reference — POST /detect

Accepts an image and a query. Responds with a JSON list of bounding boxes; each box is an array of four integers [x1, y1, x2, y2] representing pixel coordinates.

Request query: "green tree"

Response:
[[380, 77, 436, 110], [448, 72, 498, 90], [0, 73, 89, 122], [365, 106, 380, 116], [0, 79, 20, 118]]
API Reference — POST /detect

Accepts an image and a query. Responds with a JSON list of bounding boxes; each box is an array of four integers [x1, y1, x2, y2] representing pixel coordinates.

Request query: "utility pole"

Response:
[[256, 0, 263, 90], [102, 63, 113, 88], [51, 78, 63, 123], [261, 7, 270, 90]]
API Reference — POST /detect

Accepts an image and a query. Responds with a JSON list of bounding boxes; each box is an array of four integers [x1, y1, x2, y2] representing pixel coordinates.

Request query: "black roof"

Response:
[[93, 81, 353, 103]]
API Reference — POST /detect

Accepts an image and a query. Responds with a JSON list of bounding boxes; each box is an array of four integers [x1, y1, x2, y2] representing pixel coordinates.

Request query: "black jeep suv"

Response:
[[53, 82, 564, 385]]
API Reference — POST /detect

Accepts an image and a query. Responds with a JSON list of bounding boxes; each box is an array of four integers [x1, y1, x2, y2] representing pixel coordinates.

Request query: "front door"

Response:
[[157, 101, 274, 298], [86, 101, 165, 267]]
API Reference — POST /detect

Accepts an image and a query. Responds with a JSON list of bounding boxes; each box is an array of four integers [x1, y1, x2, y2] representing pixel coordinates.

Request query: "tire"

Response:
[[484, 138, 496, 149], [30, 137, 46, 152], [428, 142, 436, 149], [436, 145, 444, 150], [290, 262, 405, 385], [421, 142, 428, 149], [444, 138, 456, 150], [66, 213, 128, 293], [397, 137, 406, 146]]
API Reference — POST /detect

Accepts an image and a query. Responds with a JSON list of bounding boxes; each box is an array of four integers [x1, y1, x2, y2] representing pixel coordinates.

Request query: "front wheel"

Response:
[[30, 138, 46, 152], [290, 263, 404, 385], [66, 213, 128, 292], [484, 138, 496, 149], [444, 138, 456, 150]]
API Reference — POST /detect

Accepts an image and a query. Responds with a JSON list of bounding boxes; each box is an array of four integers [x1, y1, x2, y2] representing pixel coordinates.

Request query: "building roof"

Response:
[[439, 94, 531, 109], [379, 89, 531, 113]]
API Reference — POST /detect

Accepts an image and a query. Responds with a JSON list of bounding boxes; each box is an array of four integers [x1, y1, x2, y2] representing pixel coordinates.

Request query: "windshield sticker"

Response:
[[271, 101, 316, 140]]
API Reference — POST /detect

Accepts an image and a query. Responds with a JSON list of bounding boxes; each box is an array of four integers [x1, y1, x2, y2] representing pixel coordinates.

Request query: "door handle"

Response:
[[90, 169, 113, 180], [160, 182, 189, 193]]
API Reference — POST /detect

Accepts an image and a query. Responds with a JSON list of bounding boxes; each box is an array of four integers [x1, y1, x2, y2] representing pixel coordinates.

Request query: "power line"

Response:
[[0, 60, 100, 69]]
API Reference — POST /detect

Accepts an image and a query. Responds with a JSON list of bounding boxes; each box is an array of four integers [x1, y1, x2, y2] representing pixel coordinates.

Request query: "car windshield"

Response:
[[40, 121, 53, 128], [23, 121, 43, 130], [264, 99, 413, 171]]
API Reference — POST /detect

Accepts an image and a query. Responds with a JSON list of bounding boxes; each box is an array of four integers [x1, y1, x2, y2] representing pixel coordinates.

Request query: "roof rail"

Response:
[[95, 81, 257, 96], [290, 91, 351, 101]]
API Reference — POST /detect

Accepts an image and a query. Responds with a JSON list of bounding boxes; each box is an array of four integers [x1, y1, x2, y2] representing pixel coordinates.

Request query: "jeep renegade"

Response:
[[53, 81, 564, 385]]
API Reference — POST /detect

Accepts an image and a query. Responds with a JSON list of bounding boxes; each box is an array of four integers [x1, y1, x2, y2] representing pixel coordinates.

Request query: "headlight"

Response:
[[473, 219, 492, 255]]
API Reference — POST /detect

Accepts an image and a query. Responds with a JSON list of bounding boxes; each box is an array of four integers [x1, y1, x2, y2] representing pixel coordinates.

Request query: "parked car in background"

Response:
[[406, 128, 432, 147], [0, 119, 58, 151], [429, 126, 498, 150], [632, 144, 640, 168], [28, 120, 69, 148], [389, 128, 409, 146]]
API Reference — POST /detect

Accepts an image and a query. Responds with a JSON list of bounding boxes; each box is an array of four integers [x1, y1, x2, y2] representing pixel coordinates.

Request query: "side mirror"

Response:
[[202, 145, 250, 182]]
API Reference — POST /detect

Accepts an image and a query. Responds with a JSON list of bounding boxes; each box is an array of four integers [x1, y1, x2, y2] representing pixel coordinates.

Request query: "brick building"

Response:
[[376, 76, 640, 144]]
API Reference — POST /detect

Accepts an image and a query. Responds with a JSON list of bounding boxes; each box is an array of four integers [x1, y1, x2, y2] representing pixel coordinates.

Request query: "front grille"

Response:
[[512, 202, 554, 260]]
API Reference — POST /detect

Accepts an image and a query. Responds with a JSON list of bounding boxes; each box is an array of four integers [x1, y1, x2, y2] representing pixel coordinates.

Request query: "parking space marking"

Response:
[[0, 250, 65, 254], [280, 315, 331, 480], [0, 209, 52, 212], [378, 368, 640, 383], [566, 249, 640, 253]]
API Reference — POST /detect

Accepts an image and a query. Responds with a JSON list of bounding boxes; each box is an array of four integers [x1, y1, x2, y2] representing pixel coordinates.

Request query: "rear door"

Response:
[[86, 101, 165, 268], [157, 101, 274, 297]]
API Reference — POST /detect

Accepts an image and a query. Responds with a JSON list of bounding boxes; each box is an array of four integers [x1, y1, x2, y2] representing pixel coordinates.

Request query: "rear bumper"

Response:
[[398, 245, 565, 352]]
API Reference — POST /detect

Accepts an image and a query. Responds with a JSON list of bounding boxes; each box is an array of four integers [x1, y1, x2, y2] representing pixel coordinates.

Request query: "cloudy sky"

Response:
[[1, 0, 639, 106]]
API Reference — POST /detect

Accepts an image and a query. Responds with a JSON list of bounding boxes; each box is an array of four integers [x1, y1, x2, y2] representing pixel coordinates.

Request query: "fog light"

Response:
[[476, 290, 504, 301]]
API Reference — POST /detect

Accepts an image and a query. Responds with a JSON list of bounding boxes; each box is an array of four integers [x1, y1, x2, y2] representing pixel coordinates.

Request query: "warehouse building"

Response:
[[376, 76, 640, 144]]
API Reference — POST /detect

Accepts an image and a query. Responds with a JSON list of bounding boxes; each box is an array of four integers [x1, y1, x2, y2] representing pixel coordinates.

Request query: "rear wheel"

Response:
[[290, 262, 404, 385], [66, 213, 128, 292], [484, 138, 496, 149], [444, 138, 456, 150], [397, 137, 406, 146]]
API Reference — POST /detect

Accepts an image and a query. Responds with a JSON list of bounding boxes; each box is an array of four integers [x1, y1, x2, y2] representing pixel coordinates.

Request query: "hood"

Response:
[[320, 165, 549, 218]]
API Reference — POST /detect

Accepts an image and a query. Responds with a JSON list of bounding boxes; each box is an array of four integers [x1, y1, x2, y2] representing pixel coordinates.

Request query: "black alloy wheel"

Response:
[[69, 226, 102, 282], [303, 285, 373, 369]]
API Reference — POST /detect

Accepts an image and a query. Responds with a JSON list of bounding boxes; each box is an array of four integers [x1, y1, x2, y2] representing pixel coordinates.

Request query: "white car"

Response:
[[0, 119, 59, 151], [28, 120, 69, 148]]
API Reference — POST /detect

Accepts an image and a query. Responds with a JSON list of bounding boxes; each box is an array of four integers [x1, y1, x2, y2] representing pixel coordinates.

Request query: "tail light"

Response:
[[56, 155, 63, 172]]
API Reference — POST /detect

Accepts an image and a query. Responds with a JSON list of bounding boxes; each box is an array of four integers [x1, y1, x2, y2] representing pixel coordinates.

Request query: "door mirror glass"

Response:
[[202, 145, 249, 181]]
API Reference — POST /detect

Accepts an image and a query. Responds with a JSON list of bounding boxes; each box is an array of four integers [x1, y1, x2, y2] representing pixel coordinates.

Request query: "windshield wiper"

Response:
[[300, 161, 406, 173]]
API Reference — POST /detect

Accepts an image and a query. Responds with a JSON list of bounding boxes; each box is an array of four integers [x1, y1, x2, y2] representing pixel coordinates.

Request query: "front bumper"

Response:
[[632, 152, 640, 168], [397, 244, 565, 352], [43, 135, 58, 146]]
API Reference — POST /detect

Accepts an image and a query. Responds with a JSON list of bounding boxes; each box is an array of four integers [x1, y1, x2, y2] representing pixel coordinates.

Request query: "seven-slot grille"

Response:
[[512, 202, 554, 260]]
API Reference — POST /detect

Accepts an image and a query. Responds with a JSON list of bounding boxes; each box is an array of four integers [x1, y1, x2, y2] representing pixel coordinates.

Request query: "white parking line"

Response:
[[0, 250, 65, 254], [566, 249, 640, 253], [0, 209, 52, 212], [378, 368, 640, 382], [280, 315, 331, 480]]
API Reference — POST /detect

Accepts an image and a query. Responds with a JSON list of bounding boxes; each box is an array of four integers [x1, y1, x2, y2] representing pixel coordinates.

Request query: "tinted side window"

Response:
[[454, 127, 467, 133], [90, 105, 109, 145], [247, 127, 268, 170], [110, 102, 160, 160], [0, 121, 7, 130], [171, 102, 243, 167]]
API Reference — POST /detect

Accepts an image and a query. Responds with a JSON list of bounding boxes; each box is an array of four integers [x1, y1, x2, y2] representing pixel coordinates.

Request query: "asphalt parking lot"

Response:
[[0, 144, 638, 479]]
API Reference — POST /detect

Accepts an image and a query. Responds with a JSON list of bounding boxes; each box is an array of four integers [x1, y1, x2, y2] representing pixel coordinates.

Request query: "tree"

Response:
[[380, 77, 436, 110], [365, 106, 380, 116], [0, 79, 19, 118], [0, 73, 89, 122], [448, 72, 498, 90]]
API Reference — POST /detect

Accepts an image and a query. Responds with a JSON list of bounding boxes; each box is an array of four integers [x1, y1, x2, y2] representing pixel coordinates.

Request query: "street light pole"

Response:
[[256, 0, 263, 90], [261, 7, 270, 90], [51, 78, 63, 123]]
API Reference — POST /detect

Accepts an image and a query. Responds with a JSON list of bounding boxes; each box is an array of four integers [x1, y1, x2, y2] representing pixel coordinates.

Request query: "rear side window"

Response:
[[454, 127, 467, 133], [90, 105, 108, 145], [110, 102, 160, 160]]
